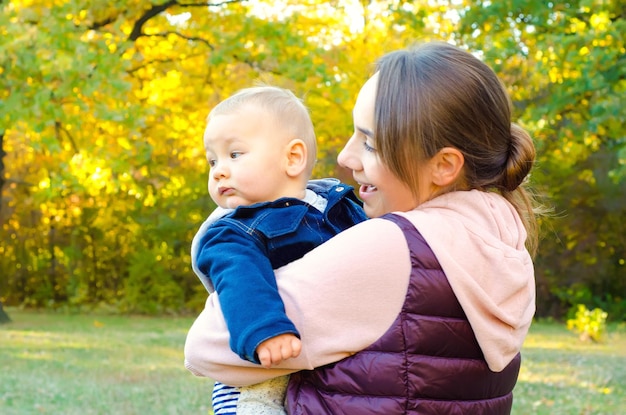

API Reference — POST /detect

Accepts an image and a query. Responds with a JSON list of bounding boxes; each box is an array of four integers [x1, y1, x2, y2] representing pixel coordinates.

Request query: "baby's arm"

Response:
[[196, 221, 299, 364], [190, 207, 234, 292], [256, 333, 302, 368]]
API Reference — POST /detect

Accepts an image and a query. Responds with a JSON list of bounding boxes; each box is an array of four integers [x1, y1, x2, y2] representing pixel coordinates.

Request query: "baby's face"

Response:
[[203, 105, 293, 209]]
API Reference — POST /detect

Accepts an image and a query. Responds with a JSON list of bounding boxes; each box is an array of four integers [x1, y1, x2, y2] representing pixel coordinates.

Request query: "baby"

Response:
[[190, 85, 367, 414]]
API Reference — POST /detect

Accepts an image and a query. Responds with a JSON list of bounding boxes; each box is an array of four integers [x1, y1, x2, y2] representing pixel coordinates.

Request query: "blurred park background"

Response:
[[0, 0, 625, 322]]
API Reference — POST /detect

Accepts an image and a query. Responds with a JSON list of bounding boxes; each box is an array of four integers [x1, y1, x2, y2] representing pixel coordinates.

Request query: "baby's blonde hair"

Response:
[[209, 86, 317, 175]]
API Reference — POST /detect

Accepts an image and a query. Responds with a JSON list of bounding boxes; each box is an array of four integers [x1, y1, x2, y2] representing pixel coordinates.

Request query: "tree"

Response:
[[459, 0, 626, 317], [0, 0, 442, 311], [0, 301, 9, 324], [1, 0, 624, 318]]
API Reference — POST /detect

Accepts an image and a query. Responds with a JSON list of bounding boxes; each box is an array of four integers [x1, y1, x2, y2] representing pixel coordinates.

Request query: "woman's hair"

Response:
[[374, 41, 539, 254], [208, 86, 317, 174]]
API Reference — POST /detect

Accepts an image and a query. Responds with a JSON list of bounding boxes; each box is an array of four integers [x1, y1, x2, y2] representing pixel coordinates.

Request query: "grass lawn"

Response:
[[1, 309, 624, 415], [0, 309, 211, 415], [512, 321, 625, 414]]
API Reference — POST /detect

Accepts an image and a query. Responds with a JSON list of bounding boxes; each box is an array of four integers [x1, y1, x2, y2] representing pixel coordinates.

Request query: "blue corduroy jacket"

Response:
[[192, 179, 367, 364]]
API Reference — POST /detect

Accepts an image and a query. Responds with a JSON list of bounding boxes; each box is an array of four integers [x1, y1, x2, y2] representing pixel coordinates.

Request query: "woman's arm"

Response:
[[184, 218, 411, 387]]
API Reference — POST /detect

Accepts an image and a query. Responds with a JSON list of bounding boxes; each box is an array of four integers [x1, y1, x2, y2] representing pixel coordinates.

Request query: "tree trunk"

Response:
[[0, 301, 10, 324], [0, 132, 9, 323], [0, 130, 4, 216]]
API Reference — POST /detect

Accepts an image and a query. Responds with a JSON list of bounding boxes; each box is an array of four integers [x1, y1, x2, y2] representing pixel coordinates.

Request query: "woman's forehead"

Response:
[[352, 73, 378, 128]]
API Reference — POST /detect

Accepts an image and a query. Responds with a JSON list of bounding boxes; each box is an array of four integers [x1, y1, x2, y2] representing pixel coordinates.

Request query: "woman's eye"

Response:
[[363, 141, 376, 153]]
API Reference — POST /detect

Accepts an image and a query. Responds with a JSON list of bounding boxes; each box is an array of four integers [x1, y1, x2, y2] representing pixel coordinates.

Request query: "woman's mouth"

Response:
[[359, 184, 378, 193]]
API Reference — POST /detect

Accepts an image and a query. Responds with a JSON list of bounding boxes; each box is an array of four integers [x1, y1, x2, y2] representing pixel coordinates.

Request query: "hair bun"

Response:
[[502, 123, 535, 191]]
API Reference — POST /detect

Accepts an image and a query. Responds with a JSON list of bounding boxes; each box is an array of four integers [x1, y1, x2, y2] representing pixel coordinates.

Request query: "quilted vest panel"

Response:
[[285, 214, 521, 415]]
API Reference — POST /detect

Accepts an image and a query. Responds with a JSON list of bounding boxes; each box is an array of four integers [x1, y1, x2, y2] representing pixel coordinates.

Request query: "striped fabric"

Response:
[[212, 381, 240, 415]]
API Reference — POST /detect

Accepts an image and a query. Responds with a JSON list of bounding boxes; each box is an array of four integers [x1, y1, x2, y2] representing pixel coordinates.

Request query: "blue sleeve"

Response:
[[195, 221, 299, 364]]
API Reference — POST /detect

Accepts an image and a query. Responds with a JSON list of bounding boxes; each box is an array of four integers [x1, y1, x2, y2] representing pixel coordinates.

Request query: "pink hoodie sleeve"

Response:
[[184, 218, 411, 387]]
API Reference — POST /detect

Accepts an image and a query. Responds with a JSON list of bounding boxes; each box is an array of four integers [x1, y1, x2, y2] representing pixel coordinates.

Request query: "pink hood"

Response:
[[400, 190, 535, 371]]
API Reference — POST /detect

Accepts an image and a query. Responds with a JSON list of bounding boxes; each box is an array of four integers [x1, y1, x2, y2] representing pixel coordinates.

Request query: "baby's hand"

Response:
[[256, 334, 302, 368]]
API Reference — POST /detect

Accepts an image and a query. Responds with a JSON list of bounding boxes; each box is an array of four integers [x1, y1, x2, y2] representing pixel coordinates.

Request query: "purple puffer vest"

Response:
[[285, 214, 521, 415]]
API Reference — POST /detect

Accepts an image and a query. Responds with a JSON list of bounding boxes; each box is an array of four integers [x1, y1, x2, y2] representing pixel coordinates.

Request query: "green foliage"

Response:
[[460, 0, 626, 320], [554, 283, 626, 322], [1, 0, 625, 318], [566, 304, 608, 342], [122, 246, 185, 315]]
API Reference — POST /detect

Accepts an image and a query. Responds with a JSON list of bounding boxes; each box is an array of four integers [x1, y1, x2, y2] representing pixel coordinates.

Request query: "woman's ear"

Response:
[[285, 139, 308, 177], [431, 147, 464, 187]]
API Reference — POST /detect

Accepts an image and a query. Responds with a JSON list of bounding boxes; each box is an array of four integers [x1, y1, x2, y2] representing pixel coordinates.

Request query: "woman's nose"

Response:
[[337, 134, 360, 171]]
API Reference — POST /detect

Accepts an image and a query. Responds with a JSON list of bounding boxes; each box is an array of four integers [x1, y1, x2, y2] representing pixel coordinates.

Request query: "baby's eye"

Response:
[[230, 151, 243, 159], [208, 158, 217, 167]]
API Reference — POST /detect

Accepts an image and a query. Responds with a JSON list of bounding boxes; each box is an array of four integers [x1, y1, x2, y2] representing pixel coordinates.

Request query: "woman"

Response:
[[185, 41, 537, 415]]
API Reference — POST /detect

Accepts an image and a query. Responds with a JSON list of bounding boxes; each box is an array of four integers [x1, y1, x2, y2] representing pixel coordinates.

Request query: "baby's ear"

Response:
[[285, 139, 308, 177], [431, 147, 464, 187]]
